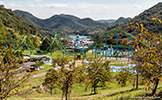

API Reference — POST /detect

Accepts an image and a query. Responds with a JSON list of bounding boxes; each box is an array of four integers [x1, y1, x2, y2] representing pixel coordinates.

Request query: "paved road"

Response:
[[14, 62, 35, 74], [21, 62, 35, 69], [32, 61, 82, 78], [32, 66, 61, 78], [102, 57, 131, 61]]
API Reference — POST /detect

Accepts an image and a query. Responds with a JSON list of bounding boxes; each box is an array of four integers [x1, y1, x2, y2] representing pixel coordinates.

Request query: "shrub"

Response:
[[31, 61, 44, 68], [30, 57, 42, 62]]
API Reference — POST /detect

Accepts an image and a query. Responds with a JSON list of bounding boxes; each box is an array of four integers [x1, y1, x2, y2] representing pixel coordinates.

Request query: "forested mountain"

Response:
[[98, 2, 162, 40], [0, 6, 42, 42], [114, 17, 131, 24], [2, 2, 161, 43], [13, 10, 111, 37], [98, 19, 116, 23], [98, 17, 131, 23]]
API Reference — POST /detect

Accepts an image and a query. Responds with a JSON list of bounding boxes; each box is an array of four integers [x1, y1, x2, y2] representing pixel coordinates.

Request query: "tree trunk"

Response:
[[85, 85, 88, 92], [69, 91, 70, 100], [152, 78, 159, 95], [94, 83, 97, 94], [65, 87, 68, 100], [0, 82, 2, 100], [50, 88, 52, 95], [133, 78, 135, 89], [136, 73, 138, 89], [61, 90, 64, 100]]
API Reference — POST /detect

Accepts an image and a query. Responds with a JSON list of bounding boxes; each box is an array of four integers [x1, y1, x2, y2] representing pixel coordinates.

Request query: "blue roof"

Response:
[[76, 39, 80, 41], [76, 36, 79, 38], [74, 43, 77, 46]]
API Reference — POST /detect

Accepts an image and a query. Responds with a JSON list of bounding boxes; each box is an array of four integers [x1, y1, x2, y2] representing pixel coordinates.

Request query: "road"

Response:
[[32, 66, 62, 77], [102, 57, 131, 61], [14, 62, 35, 74], [32, 61, 82, 78]]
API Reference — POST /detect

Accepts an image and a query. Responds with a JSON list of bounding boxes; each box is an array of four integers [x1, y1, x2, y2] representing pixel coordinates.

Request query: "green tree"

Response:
[[48, 36, 57, 51], [33, 34, 40, 48], [116, 68, 132, 87], [26, 32, 31, 45], [0, 45, 31, 100], [84, 58, 111, 94], [44, 55, 81, 100], [43, 69, 58, 95], [40, 38, 50, 51], [0, 19, 6, 46], [129, 17, 162, 95], [61, 39, 68, 47]]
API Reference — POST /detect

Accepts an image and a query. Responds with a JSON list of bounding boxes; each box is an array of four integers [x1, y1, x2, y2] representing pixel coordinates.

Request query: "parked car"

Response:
[[26, 66, 36, 72], [26, 66, 44, 72]]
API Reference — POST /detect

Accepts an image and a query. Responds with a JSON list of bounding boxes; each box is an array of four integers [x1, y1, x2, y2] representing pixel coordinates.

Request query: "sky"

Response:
[[0, 0, 161, 20]]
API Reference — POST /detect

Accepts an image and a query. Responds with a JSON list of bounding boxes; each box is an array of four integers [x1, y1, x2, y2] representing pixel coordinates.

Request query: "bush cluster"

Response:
[[31, 61, 44, 68], [30, 57, 42, 62]]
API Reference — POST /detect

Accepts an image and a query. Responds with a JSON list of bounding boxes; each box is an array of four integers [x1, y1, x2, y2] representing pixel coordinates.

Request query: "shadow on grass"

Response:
[[137, 87, 162, 99], [81, 88, 141, 97], [81, 93, 97, 96], [98, 88, 142, 99], [157, 90, 162, 98]]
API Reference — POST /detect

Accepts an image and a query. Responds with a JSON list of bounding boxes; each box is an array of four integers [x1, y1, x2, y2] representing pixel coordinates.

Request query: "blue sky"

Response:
[[0, 0, 161, 20]]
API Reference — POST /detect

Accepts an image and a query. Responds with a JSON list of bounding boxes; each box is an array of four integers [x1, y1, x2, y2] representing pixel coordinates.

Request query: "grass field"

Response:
[[33, 64, 53, 74], [22, 50, 103, 59], [22, 49, 131, 66], [8, 72, 162, 100], [10, 50, 162, 100]]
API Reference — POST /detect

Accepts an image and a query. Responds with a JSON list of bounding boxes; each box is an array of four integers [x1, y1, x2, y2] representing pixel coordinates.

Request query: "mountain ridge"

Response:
[[13, 2, 162, 40], [13, 10, 132, 37], [13, 10, 111, 37], [114, 17, 131, 24], [0, 6, 42, 42], [98, 17, 131, 23], [99, 2, 162, 39]]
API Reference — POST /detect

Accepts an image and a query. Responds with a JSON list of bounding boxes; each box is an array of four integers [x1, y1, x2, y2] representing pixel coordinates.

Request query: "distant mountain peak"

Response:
[[13, 10, 111, 37], [114, 17, 131, 23], [98, 17, 131, 23], [104, 2, 162, 37]]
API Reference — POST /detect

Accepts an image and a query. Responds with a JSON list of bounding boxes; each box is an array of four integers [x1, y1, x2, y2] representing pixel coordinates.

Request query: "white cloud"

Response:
[[28, 4, 35, 7], [84, 10, 91, 14], [7, 2, 22, 7], [50, 4, 69, 8], [2, 1, 160, 20], [77, 5, 87, 9], [133, 4, 142, 9], [0, 1, 4, 5], [34, 0, 42, 2], [28, 3, 69, 8], [19, 3, 143, 19]]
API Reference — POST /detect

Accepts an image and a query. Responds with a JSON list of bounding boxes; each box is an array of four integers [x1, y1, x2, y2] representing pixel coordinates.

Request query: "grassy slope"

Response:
[[33, 64, 53, 74], [22, 49, 102, 60], [10, 50, 156, 100], [8, 74, 162, 100]]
